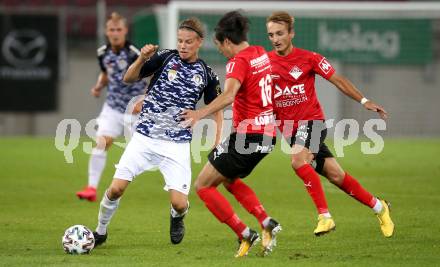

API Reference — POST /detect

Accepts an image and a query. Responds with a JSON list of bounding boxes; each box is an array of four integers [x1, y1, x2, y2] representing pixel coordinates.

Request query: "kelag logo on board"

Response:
[[317, 22, 400, 60], [174, 13, 433, 65], [294, 18, 433, 64]]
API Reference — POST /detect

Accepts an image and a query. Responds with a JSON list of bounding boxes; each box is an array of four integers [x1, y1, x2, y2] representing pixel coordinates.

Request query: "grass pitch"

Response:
[[0, 137, 439, 266]]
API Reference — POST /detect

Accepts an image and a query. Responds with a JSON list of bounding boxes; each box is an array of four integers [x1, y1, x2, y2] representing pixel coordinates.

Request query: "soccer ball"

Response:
[[62, 225, 95, 254]]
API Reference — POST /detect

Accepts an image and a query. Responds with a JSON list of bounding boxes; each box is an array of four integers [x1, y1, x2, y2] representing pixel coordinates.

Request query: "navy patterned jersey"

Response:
[[137, 49, 221, 142], [98, 41, 147, 113]]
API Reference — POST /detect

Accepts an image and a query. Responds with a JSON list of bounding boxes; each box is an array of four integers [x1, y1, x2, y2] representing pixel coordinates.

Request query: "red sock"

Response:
[[224, 179, 268, 228], [295, 164, 329, 214], [339, 173, 377, 208], [197, 187, 247, 238]]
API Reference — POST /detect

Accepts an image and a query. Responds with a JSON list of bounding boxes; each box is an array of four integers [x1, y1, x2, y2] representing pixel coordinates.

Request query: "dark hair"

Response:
[[214, 10, 249, 44], [267, 11, 294, 32], [179, 17, 205, 38]]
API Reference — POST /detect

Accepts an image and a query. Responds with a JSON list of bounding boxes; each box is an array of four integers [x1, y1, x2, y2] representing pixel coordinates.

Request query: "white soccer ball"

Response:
[[62, 225, 95, 254]]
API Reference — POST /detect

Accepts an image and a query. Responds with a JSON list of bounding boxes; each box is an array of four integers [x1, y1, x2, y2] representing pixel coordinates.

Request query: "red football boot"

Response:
[[76, 186, 97, 202]]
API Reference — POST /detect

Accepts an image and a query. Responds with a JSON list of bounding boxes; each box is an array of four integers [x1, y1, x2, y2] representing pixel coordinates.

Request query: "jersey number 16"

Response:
[[259, 74, 272, 107]]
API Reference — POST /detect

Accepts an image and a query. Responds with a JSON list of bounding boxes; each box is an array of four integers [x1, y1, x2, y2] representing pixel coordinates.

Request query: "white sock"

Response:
[[372, 198, 383, 214], [96, 191, 120, 235], [241, 227, 250, 239], [170, 201, 189, 218], [88, 148, 107, 188], [321, 212, 332, 218]]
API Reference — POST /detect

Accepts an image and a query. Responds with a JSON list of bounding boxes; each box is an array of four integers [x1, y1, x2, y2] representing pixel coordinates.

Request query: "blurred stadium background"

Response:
[[1, 2, 440, 266], [0, 0, 439, 138]]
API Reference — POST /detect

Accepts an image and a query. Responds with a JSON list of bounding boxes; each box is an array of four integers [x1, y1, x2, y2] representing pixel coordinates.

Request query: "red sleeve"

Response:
[[225, 57, 248, 84], [311, 52, 335, 80]]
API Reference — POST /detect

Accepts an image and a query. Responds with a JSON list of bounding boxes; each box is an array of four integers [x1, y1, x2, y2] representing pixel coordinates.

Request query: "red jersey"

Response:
[[226, 46, 275, 136], [268, 48, 335, 136]]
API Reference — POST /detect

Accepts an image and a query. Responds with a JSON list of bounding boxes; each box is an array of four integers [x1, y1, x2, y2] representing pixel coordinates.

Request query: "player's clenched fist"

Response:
[[140, 44, 159, 61], [91, 85, 102, 97]]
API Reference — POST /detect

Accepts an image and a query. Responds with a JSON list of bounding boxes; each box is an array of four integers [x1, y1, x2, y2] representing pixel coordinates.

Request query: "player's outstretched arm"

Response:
[[181, 78, 241, 128], [213, 110, 224, 147], [91, 72, 108, 97], [329, 73, 388, 120], [124, 44, 158, 83]]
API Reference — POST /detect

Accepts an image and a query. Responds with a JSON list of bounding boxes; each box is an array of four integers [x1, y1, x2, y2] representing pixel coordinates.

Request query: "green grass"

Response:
[[1, 137, 439, 266]]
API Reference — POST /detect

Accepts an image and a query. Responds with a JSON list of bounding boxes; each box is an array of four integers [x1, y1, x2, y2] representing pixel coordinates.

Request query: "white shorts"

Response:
[[114, 132, 191, 195], [96, 103, 138, 138]]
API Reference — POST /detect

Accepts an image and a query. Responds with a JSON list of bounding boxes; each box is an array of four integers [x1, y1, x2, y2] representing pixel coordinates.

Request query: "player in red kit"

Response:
[[266, 11, 394, 237], [182, 11, 281, 257]]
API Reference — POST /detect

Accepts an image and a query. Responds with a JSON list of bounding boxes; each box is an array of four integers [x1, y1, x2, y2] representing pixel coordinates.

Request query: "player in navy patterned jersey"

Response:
[[76, 12, 146, 202], [92, 17, 223, 247]]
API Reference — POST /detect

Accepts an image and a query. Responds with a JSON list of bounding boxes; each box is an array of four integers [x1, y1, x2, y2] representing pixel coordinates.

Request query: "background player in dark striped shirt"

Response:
[[76, 12, 146, 202]]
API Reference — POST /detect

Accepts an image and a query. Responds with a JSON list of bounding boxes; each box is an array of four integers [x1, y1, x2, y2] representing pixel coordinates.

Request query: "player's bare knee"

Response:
[[222, 180, 233, 191], [171, 201, 188, 213], [194, 172, 211, 191], [107, 185, 125, 199], [291, 155, 306, 169], [326, 170, 344, 186], [194, 179, 205, 192], [104, 142, 113, 150], [104, 137, 114, 150], [95, 137, 107, 150], [291, 149, 314, 170]]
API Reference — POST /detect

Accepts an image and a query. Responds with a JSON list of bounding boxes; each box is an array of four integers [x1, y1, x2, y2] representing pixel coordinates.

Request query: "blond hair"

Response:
[[267, 11, 294, 32], [107, 12, 127, 26], [179, 17, 205, 38]]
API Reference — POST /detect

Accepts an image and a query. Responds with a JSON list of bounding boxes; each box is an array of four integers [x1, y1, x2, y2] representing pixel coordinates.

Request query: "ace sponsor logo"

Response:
[[274, 83, 305, 98]]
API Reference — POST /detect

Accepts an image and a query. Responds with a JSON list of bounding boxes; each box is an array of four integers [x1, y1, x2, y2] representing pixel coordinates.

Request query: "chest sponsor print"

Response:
[[274, 83, 305, 98]]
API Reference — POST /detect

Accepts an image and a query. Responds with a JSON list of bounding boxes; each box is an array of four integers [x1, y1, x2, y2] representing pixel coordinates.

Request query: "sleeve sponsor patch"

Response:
[[226, 62, 235, 74], [318, 58, 333, 74], [215, 84, 222, 95]]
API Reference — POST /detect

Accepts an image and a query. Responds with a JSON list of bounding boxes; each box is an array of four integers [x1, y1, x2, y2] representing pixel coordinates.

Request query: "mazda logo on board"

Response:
[[2, 29, 47, 68]]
